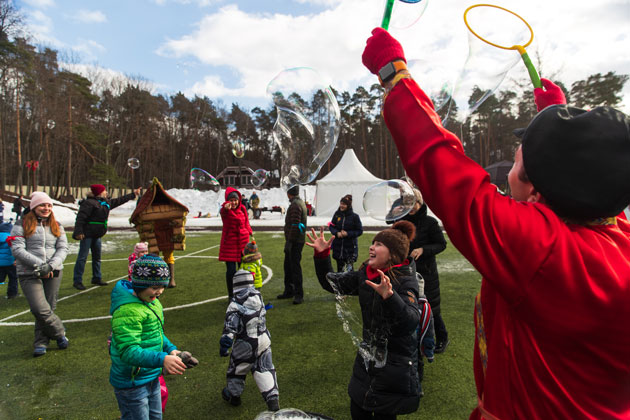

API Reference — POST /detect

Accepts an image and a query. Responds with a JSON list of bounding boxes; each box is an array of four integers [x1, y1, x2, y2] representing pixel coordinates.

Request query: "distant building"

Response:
[[216, 159, 261, 188]]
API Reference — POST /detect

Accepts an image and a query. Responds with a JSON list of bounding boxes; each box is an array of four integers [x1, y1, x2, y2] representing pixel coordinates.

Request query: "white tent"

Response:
[[315, 149, 383, 217]]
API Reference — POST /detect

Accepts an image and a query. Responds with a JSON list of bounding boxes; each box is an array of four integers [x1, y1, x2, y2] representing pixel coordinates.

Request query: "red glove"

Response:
[[362, 27, 406, 75], [534, 78, 566, 112]]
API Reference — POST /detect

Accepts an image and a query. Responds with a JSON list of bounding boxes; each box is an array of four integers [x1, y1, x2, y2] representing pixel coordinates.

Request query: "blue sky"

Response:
[[15, 0, 630, 114]]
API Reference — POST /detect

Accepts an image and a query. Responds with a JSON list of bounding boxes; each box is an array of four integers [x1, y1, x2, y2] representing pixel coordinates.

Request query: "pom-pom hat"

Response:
[[131, 254, 170, 288], [372, 220, 416, 265], [134, 242, 148, 254], [516, 105, 630, 219], [340, 194, 353, 207]]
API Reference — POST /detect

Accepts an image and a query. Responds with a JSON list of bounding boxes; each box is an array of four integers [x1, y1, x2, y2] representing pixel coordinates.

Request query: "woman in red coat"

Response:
[[219, 187, 252, 298]]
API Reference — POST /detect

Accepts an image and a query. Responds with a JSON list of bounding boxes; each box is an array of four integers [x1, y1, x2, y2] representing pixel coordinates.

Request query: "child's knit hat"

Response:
[[134, 242, 149, 254], [372, 220, 416, 265], [131, 254, 170, 288], [244, 240, 258, 254], [232, 270, 254, 292]]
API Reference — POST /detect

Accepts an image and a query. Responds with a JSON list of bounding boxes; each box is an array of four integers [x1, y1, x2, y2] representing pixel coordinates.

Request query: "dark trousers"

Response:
[[433, 311, 448, 344], [0, 265, 18, 297], [350, 399, 396, 420], [283, 241, 304, 298], [225, 261, 237, 298]]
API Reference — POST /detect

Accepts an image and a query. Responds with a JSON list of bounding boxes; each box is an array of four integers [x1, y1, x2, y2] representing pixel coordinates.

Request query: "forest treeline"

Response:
[[1, 0, 627, 198]]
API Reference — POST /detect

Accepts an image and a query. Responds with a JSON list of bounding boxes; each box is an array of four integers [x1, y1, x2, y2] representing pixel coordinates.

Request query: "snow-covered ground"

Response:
[[1, 186, 391, 230]]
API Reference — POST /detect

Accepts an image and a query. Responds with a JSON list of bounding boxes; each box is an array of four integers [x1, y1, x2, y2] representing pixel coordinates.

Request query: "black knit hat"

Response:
[[340, 194, 353, 207], [373, 220, 416, 265], [232, 270, 254, 291], [287, 185, 299, 196], [517, 105, 630, 219], [131, 254, 170, 288]]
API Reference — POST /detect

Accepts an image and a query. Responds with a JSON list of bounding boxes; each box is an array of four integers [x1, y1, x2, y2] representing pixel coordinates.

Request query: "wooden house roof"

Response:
[[130, 177, 189, 224]]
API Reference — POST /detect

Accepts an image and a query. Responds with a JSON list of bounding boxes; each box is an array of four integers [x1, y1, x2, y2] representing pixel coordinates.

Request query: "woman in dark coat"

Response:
[[307, 221, 423, 420], [400, 190, 448, 353], [328, 194, 363, 272], [219, 187, 252, 298]]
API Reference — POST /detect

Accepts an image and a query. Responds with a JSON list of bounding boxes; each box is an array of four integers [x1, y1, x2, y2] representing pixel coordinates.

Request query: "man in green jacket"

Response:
[[278, 186, 308, 305]]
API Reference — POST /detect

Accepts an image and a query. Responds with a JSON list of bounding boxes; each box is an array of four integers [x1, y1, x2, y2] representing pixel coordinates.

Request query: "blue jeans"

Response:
[[114, 378, 162, 420], [73, 237, 101, 285]]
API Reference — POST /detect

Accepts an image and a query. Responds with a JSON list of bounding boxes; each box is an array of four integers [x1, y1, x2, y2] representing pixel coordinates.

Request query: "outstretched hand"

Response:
[[306, 227, 334, 253], [365, 269, 394, 300], [163, 354, 187, 375]]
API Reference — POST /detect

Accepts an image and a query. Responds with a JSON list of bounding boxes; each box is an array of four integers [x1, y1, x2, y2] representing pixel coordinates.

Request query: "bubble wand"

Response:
[[381, 0, 395, 29], [464, 4, 542, 88], [381, 0, 423, 30]]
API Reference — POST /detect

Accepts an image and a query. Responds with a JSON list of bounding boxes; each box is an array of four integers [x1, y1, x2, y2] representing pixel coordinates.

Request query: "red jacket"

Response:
[[219, 187, 252, 262], [383, 78, 630, 419]]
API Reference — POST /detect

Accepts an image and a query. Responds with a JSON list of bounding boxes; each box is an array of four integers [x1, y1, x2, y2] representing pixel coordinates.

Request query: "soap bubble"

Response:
[[46, 120, 55, 130], [190, 168, 220, 192], [231, 139, 245, 159], [363, 179, 416, 221], [255, 408, 332, 419], [267, 67, 340, 191], [388, 0, 429, 30], [251, 169, 269, 188], [127, 158, 140, 169], [442, 5, 529, 126]]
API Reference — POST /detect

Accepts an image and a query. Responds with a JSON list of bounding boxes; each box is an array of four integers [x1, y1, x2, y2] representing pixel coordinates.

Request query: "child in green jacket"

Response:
[[240, 240, 263, 289], [109, 254, 186, 420]]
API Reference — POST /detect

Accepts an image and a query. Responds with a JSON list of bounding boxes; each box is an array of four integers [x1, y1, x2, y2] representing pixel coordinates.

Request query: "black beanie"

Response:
[[518, 105, 630, 219], [340, 194, 352, 207], [373, 220, 416, 265], [287, 185, 299, 196]]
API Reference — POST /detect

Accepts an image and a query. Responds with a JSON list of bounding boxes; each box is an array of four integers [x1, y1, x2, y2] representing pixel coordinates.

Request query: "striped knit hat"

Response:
[[131, 254, 170, 288], [232, 270, 254, 292]]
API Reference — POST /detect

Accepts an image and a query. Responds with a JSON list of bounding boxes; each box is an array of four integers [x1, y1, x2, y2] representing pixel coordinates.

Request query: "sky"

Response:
[[13, 0, 630, 114]]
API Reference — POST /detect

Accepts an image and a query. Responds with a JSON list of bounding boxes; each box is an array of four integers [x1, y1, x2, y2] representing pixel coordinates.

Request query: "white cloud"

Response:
[[72, 39, 106, 62], [22, 0, 55, 8], [71, 10, 107, 24]]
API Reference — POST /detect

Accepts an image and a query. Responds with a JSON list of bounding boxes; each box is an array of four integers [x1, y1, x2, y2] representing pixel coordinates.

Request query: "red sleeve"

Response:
[[383, 79, 560, 303]]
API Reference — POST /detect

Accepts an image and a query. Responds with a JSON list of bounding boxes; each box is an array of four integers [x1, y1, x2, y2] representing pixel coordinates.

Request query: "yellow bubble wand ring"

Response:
[[464, 4, 542, 88]]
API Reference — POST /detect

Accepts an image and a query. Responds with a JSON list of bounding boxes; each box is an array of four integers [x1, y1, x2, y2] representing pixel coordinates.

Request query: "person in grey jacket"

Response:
[[10, 192, 69, 357]]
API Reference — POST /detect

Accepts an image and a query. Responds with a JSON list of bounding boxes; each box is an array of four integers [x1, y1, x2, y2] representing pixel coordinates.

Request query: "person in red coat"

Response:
[[219, 187, 252, 298], [362, 28, 630, 420]]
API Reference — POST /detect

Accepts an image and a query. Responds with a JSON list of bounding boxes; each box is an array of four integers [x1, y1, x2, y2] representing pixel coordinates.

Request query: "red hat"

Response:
[[90, 184, 106, 196]]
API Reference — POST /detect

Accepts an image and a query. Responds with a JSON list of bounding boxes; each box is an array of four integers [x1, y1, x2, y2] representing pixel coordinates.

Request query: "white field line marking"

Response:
[[0, 244, 234, 326]]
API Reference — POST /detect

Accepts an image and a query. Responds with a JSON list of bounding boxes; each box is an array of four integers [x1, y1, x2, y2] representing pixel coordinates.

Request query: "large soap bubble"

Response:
[[386, 0, 429, 30], [363, 179, 416, 222], [127, 158, 140, 169], [251, 169, 269, 188], [267, 67, 340, 191], [255, 408, 334, 420], [190, 168, 220, 192], [231, 139, 245, 159]]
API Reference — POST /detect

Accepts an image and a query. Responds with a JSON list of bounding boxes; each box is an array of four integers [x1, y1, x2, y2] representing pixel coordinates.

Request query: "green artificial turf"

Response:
[[0, 231, 479, 420]]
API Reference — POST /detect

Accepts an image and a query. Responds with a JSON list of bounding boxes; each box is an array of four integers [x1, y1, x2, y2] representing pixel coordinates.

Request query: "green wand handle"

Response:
[[516, 47, 542, 89], [381, 0, 395, 30]]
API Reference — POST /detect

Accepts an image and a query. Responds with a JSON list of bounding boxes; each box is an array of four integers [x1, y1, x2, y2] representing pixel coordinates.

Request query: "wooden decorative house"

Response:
[[130, 178, 189, 254]]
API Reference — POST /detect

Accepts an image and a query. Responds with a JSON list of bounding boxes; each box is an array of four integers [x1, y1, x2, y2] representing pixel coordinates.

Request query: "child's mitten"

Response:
[[219, 336, 233, 357]]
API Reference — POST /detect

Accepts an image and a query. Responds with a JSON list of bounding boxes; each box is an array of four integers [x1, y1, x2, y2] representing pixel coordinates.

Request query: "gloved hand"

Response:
[[534, 78, 566, 112], [33, 263, 53, 278], [219, 336, 233, 357], [362, 27, 406, 75], [297, 223, 305, 234], [179, 351, 199, 368]]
